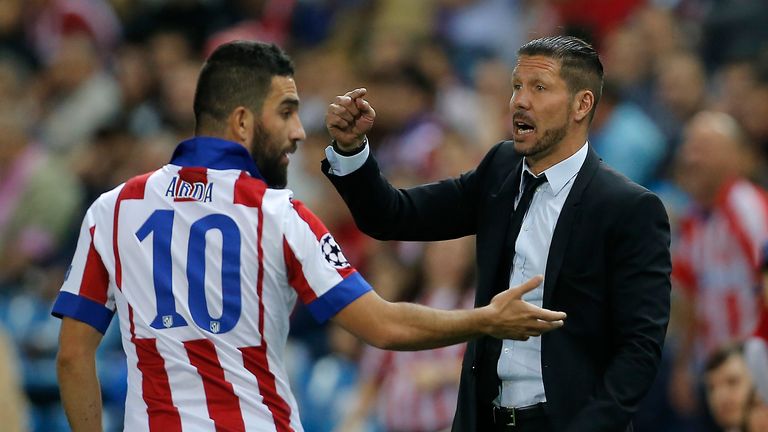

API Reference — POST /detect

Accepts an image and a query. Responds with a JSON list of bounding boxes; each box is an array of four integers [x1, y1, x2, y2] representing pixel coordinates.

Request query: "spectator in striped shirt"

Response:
[[669, 111, 768, 420]]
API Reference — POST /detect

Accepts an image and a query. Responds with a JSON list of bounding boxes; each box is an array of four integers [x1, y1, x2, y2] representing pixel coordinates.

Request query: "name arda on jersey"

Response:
[[165, 176, 214, 202]]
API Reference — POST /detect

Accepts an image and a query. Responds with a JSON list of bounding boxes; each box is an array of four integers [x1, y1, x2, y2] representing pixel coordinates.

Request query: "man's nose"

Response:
[[510, 90, 531, 111], [291, 119, 306, 141]]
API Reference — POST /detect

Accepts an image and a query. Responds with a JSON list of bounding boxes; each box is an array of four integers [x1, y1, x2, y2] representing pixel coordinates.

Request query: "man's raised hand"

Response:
[[326, 88, 376, 151]]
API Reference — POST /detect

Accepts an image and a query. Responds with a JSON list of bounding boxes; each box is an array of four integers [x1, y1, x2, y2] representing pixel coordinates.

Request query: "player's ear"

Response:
[[228, 107, 255, 146]]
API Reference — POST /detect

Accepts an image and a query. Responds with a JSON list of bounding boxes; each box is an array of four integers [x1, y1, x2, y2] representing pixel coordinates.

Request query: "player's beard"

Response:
[[250, 122, 288, 189]]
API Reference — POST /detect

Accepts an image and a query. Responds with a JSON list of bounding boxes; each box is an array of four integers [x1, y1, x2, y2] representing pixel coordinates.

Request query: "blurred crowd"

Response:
[[1, 0, 768, 431]]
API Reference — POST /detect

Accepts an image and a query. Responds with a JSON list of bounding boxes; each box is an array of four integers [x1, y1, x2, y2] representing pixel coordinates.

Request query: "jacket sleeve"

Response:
[[321, 142, 504, 241], [567, 191, 672, 432]]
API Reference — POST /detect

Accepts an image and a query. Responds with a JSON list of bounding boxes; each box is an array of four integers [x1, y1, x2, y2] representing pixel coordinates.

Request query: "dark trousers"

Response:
[[490, 415, 553, 432]]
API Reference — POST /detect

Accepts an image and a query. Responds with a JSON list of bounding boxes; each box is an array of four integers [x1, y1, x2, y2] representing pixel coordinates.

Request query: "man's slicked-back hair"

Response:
[[519, 36, 604, 120], [193, 41, 294, 133]]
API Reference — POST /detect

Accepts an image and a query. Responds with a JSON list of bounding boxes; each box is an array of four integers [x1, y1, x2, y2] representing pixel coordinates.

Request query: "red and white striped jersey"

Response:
[[52, 137, 372, 432], [673, 178, 768, 366]]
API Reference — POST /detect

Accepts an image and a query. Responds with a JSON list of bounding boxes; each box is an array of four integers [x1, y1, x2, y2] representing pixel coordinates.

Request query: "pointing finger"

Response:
[[344, 88, 367, 99]]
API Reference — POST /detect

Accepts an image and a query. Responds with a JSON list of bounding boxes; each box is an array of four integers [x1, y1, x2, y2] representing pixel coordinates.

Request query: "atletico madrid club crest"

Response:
[[320, 233, 350, 268]]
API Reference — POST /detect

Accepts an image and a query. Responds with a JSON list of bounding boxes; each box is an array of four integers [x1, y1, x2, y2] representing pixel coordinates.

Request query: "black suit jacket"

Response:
[[322, 141, 671, 432]]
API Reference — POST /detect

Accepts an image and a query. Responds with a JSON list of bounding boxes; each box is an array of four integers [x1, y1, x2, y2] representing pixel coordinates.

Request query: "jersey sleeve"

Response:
[[282, 200, 372, 323], [51, 205, 115, 333]]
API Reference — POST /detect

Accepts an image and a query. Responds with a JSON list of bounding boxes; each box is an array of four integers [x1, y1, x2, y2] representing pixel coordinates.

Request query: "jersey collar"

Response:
[[170, 136, 265, 181]]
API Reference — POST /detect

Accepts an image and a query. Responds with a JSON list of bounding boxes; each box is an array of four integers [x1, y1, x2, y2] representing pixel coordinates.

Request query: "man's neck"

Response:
[[525, 132, 588, 176]]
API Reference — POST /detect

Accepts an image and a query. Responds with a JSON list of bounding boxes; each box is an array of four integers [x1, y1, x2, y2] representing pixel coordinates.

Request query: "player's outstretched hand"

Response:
[[486, 275, 566, 341], [326, 88, 376, 151]]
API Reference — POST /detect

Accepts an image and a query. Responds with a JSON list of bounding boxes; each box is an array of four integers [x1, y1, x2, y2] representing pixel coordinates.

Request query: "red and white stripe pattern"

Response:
[[359, 289, 472, 432], [673, 179, 768, 364], [53, 142, 371, 431]]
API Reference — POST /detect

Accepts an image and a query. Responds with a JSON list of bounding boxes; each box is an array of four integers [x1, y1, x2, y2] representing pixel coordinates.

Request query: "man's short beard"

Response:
[[518, 111, 569, 163], [250, 123, 288, 188]]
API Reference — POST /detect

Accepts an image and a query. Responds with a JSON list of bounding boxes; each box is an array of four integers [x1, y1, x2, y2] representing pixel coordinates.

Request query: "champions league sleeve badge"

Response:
[[320, 233, 350, 268]]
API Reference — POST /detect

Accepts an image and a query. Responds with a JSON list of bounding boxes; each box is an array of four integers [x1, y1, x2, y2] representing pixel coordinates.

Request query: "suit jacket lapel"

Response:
[[543, 147, 600, 307], [476, 158, 523, 307]]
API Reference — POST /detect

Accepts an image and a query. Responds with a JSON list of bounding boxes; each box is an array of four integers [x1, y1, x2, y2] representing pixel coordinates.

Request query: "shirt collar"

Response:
[[521, 141, 589, 197], [169, 136, 264, 181]]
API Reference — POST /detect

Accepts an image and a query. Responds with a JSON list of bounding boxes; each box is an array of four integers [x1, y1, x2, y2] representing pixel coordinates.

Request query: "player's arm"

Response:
[[332, 275, 566, 351], [57, 317, 104, 432]]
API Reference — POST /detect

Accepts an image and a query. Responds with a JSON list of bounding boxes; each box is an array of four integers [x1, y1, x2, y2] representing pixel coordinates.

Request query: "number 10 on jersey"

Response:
[[136, 209, 243, 334]]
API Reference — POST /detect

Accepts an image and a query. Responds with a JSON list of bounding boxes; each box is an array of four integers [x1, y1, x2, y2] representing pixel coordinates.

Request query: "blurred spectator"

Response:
[[0, 107, 82, 286], [157, 59, 200, 139], [741, 53, 768, 161], [203, 0, 297, 56], [0, 0, 34, 67], [113, 44, 163, 137], [24, 0, 120, 65], [553, 0, 644, 45], [701, 1, 768, 72], [600, 24, 655, 109], [590, 80, 666, 187], [294, 323, 367, 432], [745, 242, 768, 406], [711, 58, 758, 136], [669, 111, 768, 419], [34, 31, 120, 153], [366, 63, 445, 178], [0, 325, 29, 431], [337, 238, 475, 432], [652, 51, 709, 176], [703, 342, 759, 432], [437, 0, 558, 80]]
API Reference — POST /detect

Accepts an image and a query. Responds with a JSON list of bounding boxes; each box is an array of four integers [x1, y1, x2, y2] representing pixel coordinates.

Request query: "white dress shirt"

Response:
[[497, 142, 588, 408]]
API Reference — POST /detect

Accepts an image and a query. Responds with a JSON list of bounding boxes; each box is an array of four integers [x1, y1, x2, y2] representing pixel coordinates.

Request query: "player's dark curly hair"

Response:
[[518, 36, 603, 121], [193, 41, 294, 133]]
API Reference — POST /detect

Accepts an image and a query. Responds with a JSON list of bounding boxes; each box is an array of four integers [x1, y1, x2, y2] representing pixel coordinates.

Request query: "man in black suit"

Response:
[[322, 36, 671, 432]]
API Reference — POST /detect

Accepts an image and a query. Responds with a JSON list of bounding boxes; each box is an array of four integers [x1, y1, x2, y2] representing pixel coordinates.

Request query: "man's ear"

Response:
[[228, 106, 255, 145], [572, 90, 595, 123]]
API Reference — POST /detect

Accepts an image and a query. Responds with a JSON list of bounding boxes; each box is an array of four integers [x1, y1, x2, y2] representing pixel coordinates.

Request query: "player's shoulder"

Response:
[[88, 170, 160, 215], [262, 187, 294, 209]]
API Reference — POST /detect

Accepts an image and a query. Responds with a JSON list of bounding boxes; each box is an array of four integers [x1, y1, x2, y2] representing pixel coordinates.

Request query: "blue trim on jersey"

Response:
[[307, 272, 372, 323], [51, 291, 114, 334], [170, 136, 265, 181]]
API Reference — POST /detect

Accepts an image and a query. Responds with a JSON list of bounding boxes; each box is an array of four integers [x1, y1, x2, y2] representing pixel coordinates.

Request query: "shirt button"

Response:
[[504, 348, 510, 354]]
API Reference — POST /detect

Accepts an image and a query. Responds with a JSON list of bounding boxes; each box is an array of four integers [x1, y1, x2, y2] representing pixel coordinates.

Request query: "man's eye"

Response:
[[536, 85, 545, 91], [512, 84, 522, 90]]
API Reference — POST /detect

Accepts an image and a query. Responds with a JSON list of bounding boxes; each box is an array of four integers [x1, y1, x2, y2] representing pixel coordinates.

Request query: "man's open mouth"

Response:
[[514, 119, 535, 135]]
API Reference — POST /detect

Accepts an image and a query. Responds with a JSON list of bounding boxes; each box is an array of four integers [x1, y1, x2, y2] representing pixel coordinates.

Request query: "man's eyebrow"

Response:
[[280, 98, 300, 108]]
